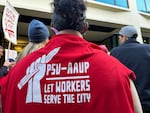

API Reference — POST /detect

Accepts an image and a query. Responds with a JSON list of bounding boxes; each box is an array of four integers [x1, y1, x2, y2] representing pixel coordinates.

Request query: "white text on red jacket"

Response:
[[17, 47, 91, 104]]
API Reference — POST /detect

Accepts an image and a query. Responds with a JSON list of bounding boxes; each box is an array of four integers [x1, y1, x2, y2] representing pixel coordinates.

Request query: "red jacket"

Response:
[[1, 34, 135, 113]]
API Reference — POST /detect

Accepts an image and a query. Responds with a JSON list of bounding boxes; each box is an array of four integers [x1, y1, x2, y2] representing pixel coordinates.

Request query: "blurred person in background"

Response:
[[0, 45, 15, 77], [16, 19, 50, 62], [110, 25, 150, 113], [0, 45, 15, 113]]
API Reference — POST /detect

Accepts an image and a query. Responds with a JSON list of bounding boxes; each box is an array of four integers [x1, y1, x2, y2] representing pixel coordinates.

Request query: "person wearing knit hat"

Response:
[[28, 19, 50, 43], [16, 19, 50, 62]]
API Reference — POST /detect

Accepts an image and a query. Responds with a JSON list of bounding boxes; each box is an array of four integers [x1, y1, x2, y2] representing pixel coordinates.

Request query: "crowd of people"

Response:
[[0, 0, 150, 113]]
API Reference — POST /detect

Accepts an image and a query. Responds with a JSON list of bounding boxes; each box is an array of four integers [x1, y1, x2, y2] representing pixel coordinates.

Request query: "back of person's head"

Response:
[[28, 19, 50, 43], [16, 19, 50, 62], [118, 26, 138, 39], [51, 0, 88, 34]]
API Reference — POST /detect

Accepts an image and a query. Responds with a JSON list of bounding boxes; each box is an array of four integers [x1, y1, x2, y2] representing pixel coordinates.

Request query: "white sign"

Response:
[[5, 49, 17, 61], [2, 1, 19, 45]]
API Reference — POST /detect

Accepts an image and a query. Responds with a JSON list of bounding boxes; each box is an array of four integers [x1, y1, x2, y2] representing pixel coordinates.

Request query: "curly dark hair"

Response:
[[51, 0, 88, 33]]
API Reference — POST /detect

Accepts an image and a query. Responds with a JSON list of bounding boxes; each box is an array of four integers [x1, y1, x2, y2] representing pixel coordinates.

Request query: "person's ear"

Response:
[[81, 21, 89, 34], [50, 22, 59, 35]]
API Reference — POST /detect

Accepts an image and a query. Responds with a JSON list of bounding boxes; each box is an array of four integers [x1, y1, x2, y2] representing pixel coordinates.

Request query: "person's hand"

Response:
[[3, 60, 16, 69]]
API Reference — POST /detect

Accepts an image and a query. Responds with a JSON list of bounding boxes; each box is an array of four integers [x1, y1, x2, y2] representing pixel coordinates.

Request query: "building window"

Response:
[[137, 0, 150, 13], [95, 0, 128, 8], [100, 34, 119, 51]]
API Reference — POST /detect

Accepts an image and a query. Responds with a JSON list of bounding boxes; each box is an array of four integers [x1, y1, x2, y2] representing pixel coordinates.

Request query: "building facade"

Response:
[[0, 0, 150, 52]]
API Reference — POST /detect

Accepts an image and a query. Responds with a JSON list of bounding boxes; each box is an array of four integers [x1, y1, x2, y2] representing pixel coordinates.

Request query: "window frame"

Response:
[[95, 0, 129, 8]]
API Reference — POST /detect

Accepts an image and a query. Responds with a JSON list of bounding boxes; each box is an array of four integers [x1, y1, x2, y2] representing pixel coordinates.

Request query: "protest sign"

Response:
[[2, 1, 19, 45]]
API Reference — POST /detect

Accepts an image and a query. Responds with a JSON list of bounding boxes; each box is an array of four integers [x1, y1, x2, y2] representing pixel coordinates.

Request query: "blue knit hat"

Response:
[[28, 19, 50, 43]]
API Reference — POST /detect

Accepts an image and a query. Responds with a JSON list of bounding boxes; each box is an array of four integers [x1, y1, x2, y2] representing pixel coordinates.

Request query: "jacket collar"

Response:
[[124, 38, 139, 44]]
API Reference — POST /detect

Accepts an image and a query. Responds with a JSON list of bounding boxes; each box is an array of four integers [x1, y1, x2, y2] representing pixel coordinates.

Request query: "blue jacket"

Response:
[[110, 38, 150, 109]]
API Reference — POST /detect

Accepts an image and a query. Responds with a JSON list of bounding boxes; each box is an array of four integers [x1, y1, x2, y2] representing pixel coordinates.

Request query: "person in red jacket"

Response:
[[1, 0, 142, 113]]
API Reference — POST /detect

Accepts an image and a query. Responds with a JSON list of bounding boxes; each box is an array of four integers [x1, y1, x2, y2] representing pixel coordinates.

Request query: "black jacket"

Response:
[[110, 39, 150, 109], [0, 66, 8, 77]]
